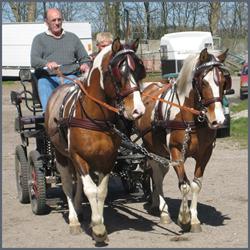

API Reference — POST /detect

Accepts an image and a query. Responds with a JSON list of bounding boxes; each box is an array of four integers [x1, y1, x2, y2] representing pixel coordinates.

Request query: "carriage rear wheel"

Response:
[[15, 145, 30, 204], [28, 150, 48, 215]]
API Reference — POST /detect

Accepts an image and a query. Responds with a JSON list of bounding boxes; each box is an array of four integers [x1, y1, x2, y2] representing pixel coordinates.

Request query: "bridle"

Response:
[[192, 60, 230, 108], [108, 48, 145, 109]]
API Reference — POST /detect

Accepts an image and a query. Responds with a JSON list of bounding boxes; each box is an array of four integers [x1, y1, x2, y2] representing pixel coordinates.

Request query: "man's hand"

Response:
[[46, 61, 60, 71], [80, 63, 90, 73]]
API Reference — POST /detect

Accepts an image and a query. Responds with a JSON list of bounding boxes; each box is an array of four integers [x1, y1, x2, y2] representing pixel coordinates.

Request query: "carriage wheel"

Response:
[[28, 150, 48, 215], [15, 145, 30, 203], [141, 172, 152, 202], [121, 171, 138, 194]]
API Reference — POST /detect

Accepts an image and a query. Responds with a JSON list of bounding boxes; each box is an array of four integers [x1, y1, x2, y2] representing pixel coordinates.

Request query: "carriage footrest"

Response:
[[15, 115, 45, 133], [22, 129, 44, 138], [20, 115, 44, 125]]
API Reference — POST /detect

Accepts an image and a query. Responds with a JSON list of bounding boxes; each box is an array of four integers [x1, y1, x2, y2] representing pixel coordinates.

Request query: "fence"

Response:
[[138, 51, 161, 73]]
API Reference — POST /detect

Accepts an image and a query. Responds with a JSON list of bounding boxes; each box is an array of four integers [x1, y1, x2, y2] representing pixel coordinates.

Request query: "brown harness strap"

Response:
[[69, 117, 111, 131], [154, 120, 196, 130]]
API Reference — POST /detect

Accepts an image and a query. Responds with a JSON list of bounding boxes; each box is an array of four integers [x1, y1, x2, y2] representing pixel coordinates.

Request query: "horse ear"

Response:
[[199, 48, 209, 63], [112, 37, 122, 54], [217, 49, 229, 63], [131, 38, 140, 52]]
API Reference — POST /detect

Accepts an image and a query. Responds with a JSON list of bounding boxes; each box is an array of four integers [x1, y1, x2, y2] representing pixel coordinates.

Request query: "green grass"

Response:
[[2, 80, 16, 85], [231, 99, 248, 113], [231, 117, 248, 137], [230, 99, 248, 147], [144, 72, 162, 82], [230, 117, 248, 147]]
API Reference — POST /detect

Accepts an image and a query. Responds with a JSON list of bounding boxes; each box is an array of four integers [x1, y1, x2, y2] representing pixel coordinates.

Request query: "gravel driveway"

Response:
[[2, 78, 248, 248]]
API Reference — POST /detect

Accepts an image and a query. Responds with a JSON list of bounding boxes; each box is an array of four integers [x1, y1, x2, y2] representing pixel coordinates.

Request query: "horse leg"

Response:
[[55, 153, 82, 235], [148, 160, 171, 224], [81, 173, 109, 243], [177, 179, 191, 231], [172, 157, 191, 231], [189, 176, 203, 233], [190, 146, 213, 233], [73, 171, 83, 220]]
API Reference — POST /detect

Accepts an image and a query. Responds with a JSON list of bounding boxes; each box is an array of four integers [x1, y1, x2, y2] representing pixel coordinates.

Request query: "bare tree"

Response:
[[144, 2, 150, 40], [7, 1, 31, 22], [103, 1, 121, 37], [208, 1, 221, 35], [26, 2, 36, 21], [161, 1, 168, 34]]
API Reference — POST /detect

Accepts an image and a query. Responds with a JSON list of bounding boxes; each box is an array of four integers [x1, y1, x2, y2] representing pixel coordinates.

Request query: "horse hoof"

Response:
[[92, 224, 108, 243], [69, 224, 82, 235], [177, 219, 191, 232], [160, 215, 172, 224], [190, 224, 202, 233]]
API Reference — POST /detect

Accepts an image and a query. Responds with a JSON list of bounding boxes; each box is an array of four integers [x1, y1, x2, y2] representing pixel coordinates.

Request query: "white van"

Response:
[[2, 22, 92, 78], [160, 31, 214, 76]]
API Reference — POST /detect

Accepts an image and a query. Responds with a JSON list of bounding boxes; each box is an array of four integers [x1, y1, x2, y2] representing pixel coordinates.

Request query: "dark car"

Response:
[[239, 63, 248, 100], [216, 96, 231, 137]]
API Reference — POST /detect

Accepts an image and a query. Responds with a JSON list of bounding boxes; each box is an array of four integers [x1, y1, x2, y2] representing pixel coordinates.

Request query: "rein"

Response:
[[54, 68, 120, 114], [56, 68, 202, 117], [142, 91, 201, 116]]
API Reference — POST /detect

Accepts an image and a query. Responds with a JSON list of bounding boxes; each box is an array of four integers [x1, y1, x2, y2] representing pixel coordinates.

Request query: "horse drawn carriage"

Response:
[[10, 39, 234, 243], [11, 68, 152, 215]]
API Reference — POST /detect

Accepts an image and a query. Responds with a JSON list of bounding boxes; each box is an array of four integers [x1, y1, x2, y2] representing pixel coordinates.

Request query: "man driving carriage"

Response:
[[30, 8, 90, 112]]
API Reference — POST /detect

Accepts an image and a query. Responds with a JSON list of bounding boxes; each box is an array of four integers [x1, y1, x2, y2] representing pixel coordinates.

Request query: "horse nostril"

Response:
[[211, 121, 219, 128], [133, 109, 140, 115], [132, 109, 143, 118]]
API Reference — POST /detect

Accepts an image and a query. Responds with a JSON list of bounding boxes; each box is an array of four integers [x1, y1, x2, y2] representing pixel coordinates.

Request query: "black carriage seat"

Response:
[[31, 73, 42, 107], [19, 69, 42, 108]]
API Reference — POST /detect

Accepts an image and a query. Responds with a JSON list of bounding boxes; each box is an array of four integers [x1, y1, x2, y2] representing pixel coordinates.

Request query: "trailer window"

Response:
[[204, 43, 213, 49], [160, 45, 168, 59]]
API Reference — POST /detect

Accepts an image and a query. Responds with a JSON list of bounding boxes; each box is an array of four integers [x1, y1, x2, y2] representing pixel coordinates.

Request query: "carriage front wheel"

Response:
[[15, 145, 30, 203], [28, 150, 48, 215]]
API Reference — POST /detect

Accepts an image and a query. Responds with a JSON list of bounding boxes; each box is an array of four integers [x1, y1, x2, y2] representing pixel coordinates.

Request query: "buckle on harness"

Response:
[[197, 109, 206, 122]]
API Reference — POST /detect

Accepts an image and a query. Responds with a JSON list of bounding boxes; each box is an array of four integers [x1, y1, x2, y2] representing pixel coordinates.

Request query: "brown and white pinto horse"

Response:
[[45, 38, 146, 242], [136, 48, 231, 232]]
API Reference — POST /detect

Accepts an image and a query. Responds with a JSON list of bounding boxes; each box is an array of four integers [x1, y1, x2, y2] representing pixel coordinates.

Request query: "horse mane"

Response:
[[87, 45, 112, 87], [176, 53, 199, 94]]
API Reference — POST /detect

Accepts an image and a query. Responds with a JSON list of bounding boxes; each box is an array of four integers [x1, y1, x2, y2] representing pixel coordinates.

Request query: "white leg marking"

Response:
[[159, 195, 172, 224], [190, 177, 203, 225], [178, 183, 191, 225], [159, 195, 169, 215], [81, 174, 109, 226]]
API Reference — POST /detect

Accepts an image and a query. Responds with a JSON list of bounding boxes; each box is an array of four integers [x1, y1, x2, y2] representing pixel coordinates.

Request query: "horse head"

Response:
[[88, 37, 146, 120], [192, 48, 231, 129]]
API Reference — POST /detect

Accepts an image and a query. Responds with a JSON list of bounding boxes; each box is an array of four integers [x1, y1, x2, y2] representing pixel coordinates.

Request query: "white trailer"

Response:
[[2, 22, 92, 78], [160, 31, 214, 76]]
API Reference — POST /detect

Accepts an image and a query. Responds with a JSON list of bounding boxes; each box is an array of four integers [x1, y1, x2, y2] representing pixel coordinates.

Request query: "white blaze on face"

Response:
[[119, 61, 145, 119], [128, 73, 145, 118], [204, 71, 225, 125]]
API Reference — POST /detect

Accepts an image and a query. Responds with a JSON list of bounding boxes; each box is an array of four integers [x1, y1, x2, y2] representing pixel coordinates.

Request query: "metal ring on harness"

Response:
[[197, 109, 207, 122]]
